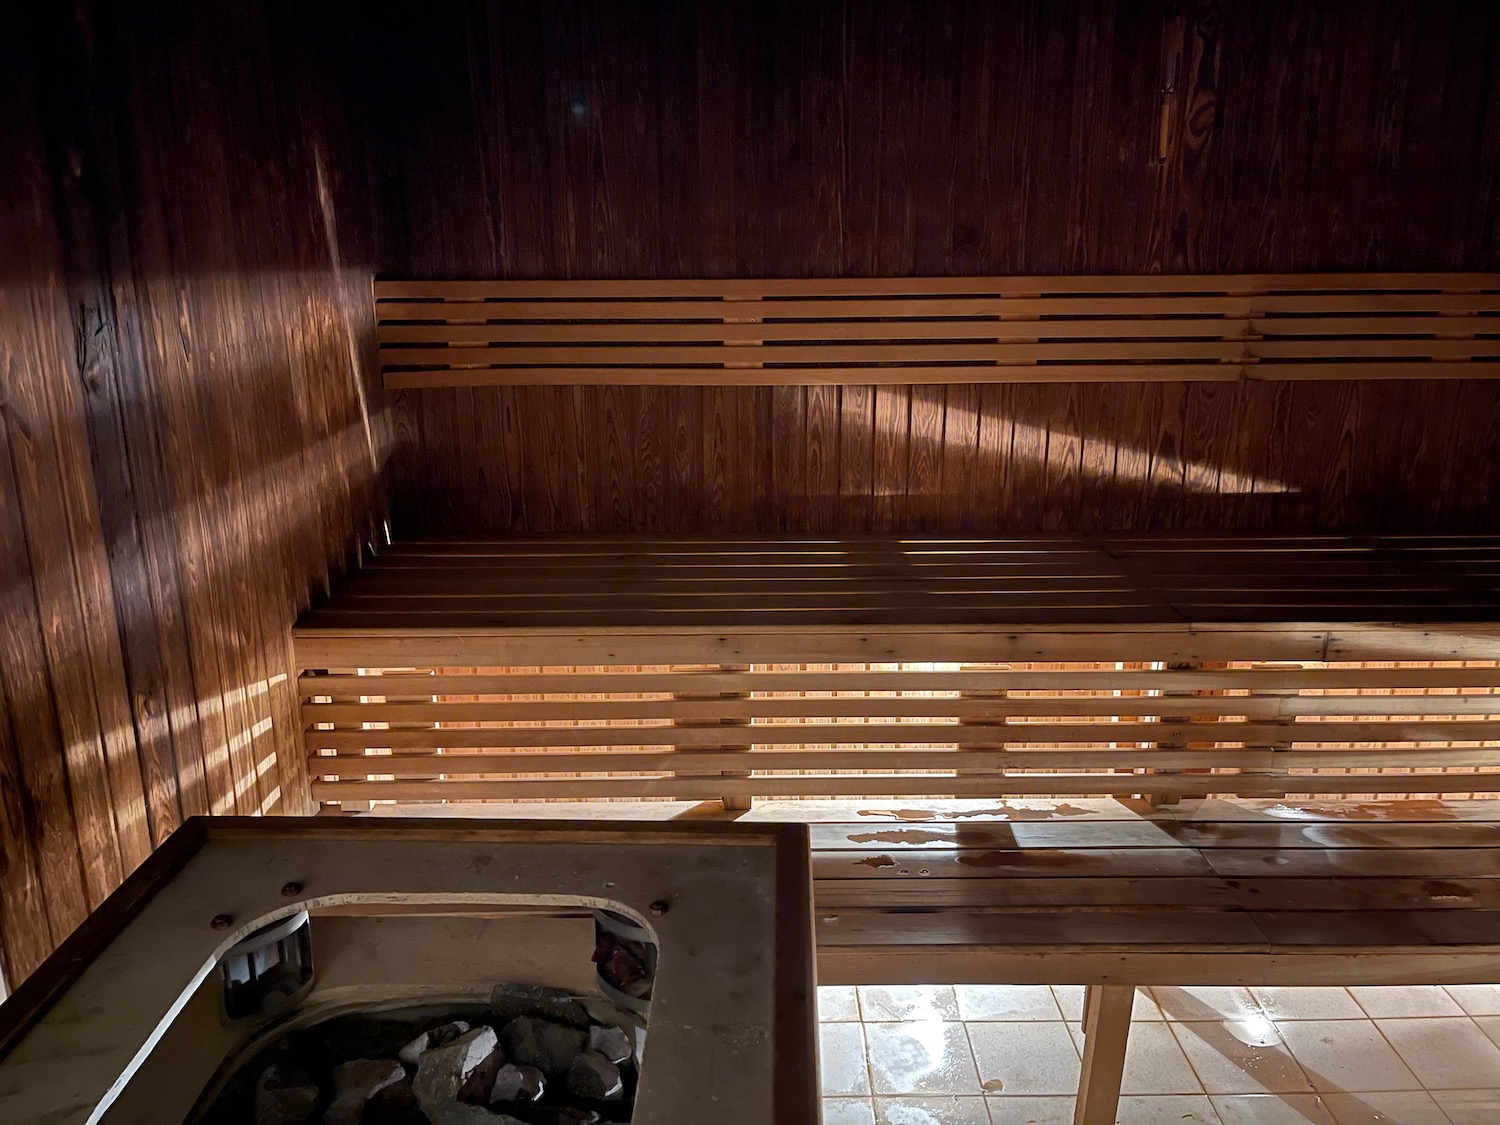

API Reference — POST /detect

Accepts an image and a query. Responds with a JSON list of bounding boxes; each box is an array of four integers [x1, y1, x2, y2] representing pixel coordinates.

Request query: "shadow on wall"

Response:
[[392, 378, 1494, 536], [0, 1, 394, 985]]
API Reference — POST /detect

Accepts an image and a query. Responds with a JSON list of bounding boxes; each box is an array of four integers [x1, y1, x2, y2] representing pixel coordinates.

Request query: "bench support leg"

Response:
[[1074, 984, 1133, 1125]]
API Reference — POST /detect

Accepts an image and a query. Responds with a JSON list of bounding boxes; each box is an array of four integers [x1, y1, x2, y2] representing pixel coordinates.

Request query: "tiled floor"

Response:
[[818, 983, 1500, 1124]]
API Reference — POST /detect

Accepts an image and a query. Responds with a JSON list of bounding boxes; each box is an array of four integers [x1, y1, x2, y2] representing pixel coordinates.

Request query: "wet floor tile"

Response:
[[860, 985, 961, 1023], [968, 1021, 1081, 1096], [865, 1021, 981, 1096], [821, 1021, 871, 1096], [1170, 1018, 1313, 1095]]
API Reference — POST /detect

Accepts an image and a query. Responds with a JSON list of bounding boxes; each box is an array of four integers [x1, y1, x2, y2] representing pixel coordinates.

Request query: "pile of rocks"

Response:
[[236, 984, 638, 1125]]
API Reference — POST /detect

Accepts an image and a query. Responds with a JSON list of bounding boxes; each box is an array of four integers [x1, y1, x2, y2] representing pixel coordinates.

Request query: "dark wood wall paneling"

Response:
[[0, 3, 391, 986], [371, 0, 1500, 536]]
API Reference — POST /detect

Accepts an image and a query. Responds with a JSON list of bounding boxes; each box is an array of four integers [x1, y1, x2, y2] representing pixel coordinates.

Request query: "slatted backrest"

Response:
[[375, 274, 1500, 387], [301, 659, 1500, 808]]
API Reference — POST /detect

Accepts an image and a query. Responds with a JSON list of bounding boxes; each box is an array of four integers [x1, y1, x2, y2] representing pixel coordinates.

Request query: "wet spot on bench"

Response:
[[1420, 879, 1474, 900], [847, 829, 950, 845]]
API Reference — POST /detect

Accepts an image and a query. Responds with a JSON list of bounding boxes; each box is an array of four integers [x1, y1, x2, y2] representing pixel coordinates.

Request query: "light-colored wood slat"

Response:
[[1221, 879, 1500, 912], [1202, 848, 1500, 879], [811, 847, 1500, 881], [376, 275, 1500, 386], [812, 909, 1273, 948], [373, 273, 1500, 300], [807, 821, 1500, 850], [303, 748, 1500, 776], [308, 771, 1500, 801], [815, 949, 1500, 988], [817, 878, 1500, 912], [297, 693, 1500, 721], [297, 667, 1500, 696], [374, 293, 1500, 320], [814, 876, 1239, 909], [382, 340, 1257, 366], [291, 625, 1500, 669], [380, 338, 1500, 368], [382, 361, 1500, 388], [302, 718, 1500, 748], [377, 315, 1500, 345], [1248, 910, 1500, 947]]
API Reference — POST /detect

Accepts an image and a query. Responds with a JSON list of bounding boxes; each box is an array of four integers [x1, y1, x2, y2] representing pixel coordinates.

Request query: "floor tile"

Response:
[[821, 985, 862, 1022], [1152, 986, 1264, 1023], [874, 1094, 992, 1125], [958, 984, 1062, 1022], [1320, 1090, 1451, 1124], [968, 1021, 1081, 1096], [865, 1021, 981, 1095], [1273, 1020, 1420, 1092], [984, 1096, 1075, 1124], [1479, 1015, 1500, 1049], [1251, 987, 1365, 1021], [1067, 1020, 1203, 1095], [860, 985, 961, 1023], [1051, 985, 1085, 1021], [1116, 1094, 1220, 1123], [1446, 984, 1500, 1016], [1170, 1018, 1313, 1094], [1376, 1016, 1500, 1089], [1211, 1093, 1336, 1125], [824, 1098, 878, 1125], [821, 1022, 871, 1096], [1348, 985, 1463, 1019], [1432, 1089, 1500, 1124]]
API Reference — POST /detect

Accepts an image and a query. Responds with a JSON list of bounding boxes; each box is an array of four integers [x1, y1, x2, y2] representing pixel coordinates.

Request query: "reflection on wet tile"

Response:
[[968, 1021, 1081, 1096], [821, 1022, 871, 1096], [1251, 987, 1364, 1021], [957, 985, 1061, 1022], [1273, 1020, 1420, 1092], [820, 985, 862, 1022], [1153, 987, 1263, 1023], [823, 1098, 877, 1125], [1376, 1016, 1500, 1089], [859, 985, 961, 1022], [874, 1094, 991, 1125], [1170, 1018, 1313, 1094], [865, 1021, 980, 1095]]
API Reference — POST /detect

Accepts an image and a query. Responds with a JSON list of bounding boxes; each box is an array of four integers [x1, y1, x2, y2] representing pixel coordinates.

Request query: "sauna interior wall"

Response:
[[0, 4, 390, 986], [374, 1, 1500, 534]]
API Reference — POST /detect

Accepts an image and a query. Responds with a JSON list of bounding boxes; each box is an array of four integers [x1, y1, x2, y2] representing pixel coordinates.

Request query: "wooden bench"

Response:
[[295, 532, 1500, 1122], [374, 273, 1500, 387], [808, 795, 1500, 1122]]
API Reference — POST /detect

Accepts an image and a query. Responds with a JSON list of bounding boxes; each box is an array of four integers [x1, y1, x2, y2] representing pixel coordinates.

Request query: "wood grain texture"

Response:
[[0, 3, 391, 987], [375, 274, 1500, 388], [369, 0, 1500, 535]]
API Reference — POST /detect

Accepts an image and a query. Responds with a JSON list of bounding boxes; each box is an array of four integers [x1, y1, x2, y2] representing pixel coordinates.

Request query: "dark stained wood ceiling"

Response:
[[365, 0, 1500, 535]]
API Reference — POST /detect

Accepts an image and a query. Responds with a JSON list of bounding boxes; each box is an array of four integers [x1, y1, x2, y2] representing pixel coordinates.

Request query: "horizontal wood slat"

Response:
[[298, 534, 1500, 631], [295, 533, 1500, 808], [375, 274, 1500, 387]]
